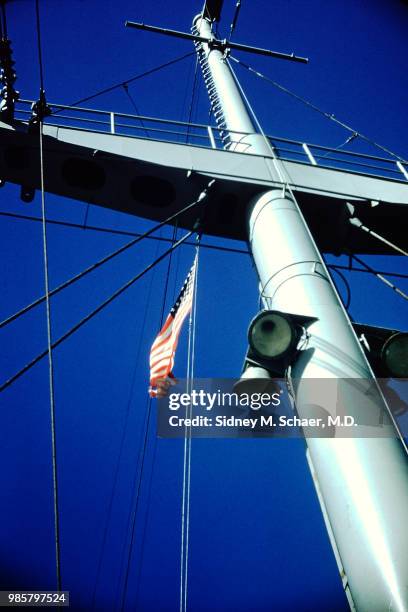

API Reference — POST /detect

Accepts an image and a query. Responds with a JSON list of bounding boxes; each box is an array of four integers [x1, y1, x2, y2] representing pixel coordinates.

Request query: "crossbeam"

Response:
[[125, 21, 308, 64]]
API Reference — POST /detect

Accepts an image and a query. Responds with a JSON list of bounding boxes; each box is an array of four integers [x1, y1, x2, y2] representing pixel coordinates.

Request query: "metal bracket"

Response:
[[29, 89, 51, 127]]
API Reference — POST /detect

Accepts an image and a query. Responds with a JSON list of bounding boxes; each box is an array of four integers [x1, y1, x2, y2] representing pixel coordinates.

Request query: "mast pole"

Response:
[[194, 14, 408, 612]]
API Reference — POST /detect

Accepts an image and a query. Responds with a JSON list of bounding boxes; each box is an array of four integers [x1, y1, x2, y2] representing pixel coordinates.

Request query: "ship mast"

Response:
[[191, 7, 408, 612], [0, 1, 407, 608]]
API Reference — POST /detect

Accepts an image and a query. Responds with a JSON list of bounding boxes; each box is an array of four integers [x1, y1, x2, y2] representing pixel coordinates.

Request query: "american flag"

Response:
[[149, 255, 197, 397]]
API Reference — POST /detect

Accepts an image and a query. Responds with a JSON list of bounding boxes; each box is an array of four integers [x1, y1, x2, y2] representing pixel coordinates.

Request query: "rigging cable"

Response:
[[0, 188, 213, 331], [82, 202, 90, 229], [126, 199, 206, 611], [229, 55, 408, 164], [350, 254, 408, 302], [318, 132, 358, 160], [0, 211, 250, 256], [119, 223, 179, 612], [0, 1, 7, 38], [35, 0, 44, 91], [54, 52, 195, 113], [227, 57, 292, 188], [327, 265, 352, 310], [90, 235, 162, 611], [121, 83, 149, 137], [347, 212, 408, 257], [185, 54, 200, 143], [228, 0, 242, 40], [128, 191, 206, 601], [39, 118, 62, 594], [35, 0, 62, 592], [5, 210, 408, 279], [180, 235, 200, 612], [180, 54, 195, 124], [171, 226, 181, 304], [328, 262, 407, 281], [185, 0, 206, 140], [129, 226, 185, 610], [128, 191, 208, 610], [0, 230, 194, 394]]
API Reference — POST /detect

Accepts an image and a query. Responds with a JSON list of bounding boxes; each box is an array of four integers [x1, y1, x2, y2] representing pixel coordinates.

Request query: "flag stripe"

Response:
[[149, 308, 191, 367], [149, 255, 197, 396], [150, 305, 191, 370]]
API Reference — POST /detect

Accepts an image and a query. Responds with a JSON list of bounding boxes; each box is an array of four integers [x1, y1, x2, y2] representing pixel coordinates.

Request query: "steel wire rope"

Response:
[[348, 215, 408, 258], [185, 54, 200, 143], [128, 224, 204, 612], [129, 85, 210, 609], [90, 234, 163, 611], [180, 237, 200, 612], [5, 210, 408, 280], [0, 210, 251, 256], [0, 0, 8, 38], [38, 119, 63, 594], [173, 52, 200, 300], [128, 199, 209, 612], [170, 53, 197, 295], [171, 35, 200, 290], [34, 0, 62, 592], [35, 0, 44, 91], [228, 0, 242, 40], [0, 2, 4, 38], [329, 262, 407, 280], [0, 191, 212, 331], [180, 249, 195, 612], [118, 223, 179, 612], [350, 254, 408, 302], [317, 132, 358, 160], [0, 230, 193, 394], [128, 45, 206, 607], [229, 55, 408, 164], [82, 202, 90, 228], [129, 226, 184, 610], [326, 265, 352, 311], [180, 54, 195, 125], [121, 83, 150, 137], [171, 225, 181, 303], [52, 52, 195, 113]]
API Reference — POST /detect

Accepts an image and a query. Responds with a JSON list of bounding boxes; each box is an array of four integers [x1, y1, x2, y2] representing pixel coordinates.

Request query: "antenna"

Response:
[[125, 19, 308, 64], [0, 1, 19, 122], [228, 1, 242, 40]]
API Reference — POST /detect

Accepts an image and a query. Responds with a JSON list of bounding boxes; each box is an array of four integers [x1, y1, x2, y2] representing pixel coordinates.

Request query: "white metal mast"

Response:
[[194, 12, 408, 612]]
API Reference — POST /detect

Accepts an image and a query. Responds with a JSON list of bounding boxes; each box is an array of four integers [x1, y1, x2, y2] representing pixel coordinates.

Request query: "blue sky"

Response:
[[0, 1, 407, 610]]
